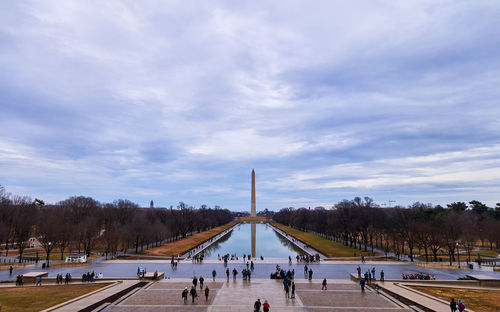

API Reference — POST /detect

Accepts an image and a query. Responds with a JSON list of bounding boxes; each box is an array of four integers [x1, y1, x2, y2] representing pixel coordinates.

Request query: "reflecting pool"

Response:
[[203, 223, 303, 259]]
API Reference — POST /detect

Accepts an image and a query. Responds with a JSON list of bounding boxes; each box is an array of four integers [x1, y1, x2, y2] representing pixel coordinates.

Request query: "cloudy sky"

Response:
[[1, 1, 500, 210]]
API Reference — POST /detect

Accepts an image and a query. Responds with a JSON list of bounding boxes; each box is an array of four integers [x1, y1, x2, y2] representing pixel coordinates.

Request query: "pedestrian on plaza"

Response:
[[322, 278, 327, 290], [371, 267, 376, 279], [291, 281, 296, 299], [233, 268, 238, 279], [284, 282, 290, 299], [360, 278, 366, 292], [226, 268, 230, 279], [457, 300, 465, 312], [380, 270, 385, 282], [204, 286, 210, 301], [182, 287, 188, 303], [357, 265, 361, 278], [308, 268, 313, 280], [212, 269, 216, 281], [450, 298, 457, 312], [304, 265, 308, 275], [263, 299, 270, 312], [190, 286, 197, 303], [9, 266, 13, 275], [36, 276, 42, 286], [361, 255, 365, 263], [192, 276, 198, 288], [254, 298, 262, 312], [199, 276, 204, 289]]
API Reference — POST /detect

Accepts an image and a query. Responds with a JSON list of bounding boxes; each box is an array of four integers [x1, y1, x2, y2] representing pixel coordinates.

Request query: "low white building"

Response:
[[65, 253, 87, 263]]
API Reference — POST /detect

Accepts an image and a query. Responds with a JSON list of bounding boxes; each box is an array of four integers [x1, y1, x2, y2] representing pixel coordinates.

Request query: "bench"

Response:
[[143, 272, 164, 280], [23, 272, 48, 283]]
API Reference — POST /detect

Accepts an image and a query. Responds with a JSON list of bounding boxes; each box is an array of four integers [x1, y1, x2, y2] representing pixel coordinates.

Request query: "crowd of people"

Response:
[[269, 264, 293, 279], [295, 254, 320, 263], [82, 271, 100, 282], [15, 275, 24, 286], [401, 273, 436, 280], [56, 273, 72, 284], [181, 275, 211, 304]]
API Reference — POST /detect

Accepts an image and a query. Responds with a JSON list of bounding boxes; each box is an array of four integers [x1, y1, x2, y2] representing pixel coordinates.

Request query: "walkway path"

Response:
[[104, 278, 411, 312]]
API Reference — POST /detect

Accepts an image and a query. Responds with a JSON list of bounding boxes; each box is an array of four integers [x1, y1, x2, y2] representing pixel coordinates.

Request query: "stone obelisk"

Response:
[[251, 169, 256, 217]]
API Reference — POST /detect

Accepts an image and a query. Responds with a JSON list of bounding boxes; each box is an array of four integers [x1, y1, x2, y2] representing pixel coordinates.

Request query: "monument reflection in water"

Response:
[[251, 223, 256, 258], [203, 223, 302, 259]]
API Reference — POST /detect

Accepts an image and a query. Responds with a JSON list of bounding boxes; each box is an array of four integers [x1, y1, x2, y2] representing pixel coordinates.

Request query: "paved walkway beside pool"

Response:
[[105, 278, 412, 312]]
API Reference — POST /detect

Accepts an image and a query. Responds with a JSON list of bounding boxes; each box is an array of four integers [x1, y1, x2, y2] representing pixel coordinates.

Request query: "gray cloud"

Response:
[[1, 0, 500, 209]]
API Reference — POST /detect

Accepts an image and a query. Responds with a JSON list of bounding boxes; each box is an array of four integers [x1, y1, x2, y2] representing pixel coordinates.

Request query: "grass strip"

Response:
[[142, 222, 236, 257], [411, 286, 500, 312], [0, 283, 110, 312], [271, 222, 376, 258]]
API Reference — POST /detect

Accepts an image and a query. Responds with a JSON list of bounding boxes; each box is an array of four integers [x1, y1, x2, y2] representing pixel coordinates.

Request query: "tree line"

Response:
[[273, 197, 500, 264], [0, 186, 233, 263]]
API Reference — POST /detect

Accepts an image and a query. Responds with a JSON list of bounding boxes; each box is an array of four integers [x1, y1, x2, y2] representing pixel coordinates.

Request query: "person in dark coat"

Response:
[[204, 286, 210, 301], [190, 286, 197, 303], [254, 298, 262, 312], [450, 298, 457, 312]]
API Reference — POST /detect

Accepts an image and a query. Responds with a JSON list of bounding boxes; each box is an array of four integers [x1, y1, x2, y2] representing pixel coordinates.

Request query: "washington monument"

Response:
[[251, 169, 256, 217]]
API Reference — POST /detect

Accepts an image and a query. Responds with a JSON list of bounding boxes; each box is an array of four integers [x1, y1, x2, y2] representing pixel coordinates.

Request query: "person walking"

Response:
[[371, 267, 376, 279], [182, 287, 188, 303], [380, 270, 385, 282], [190, 286, 197, 303], [192, 276, 198, 288], [284, 282, 290, 299], [254, 298, 262, 312], [263, 299, 270, 312], [457, 300, 465, 312], [322, 278, 327, 290], [357, 265, 361, 278], [226, 268, 230, 279], [9, 266, 13, 275], [308, 268, 313, 280], [204, 286, 210, 301], [360, 278, 365, 292], [450, 298, 457, 312], [291, 281, 296, 299], [212, 269, 216, 281], [199, 276, 204, 289]]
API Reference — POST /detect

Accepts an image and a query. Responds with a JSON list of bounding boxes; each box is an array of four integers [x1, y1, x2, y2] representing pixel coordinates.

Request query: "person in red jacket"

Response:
[[263, 300, 270, 312]]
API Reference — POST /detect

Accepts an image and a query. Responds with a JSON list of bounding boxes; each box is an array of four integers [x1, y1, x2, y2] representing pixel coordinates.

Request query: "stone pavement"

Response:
[[106, 278, 412, 312]]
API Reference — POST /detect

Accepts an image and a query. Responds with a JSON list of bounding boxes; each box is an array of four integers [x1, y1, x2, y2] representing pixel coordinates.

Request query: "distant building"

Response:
[[65, 253, 87, 263], [27, 237, 42, 248]]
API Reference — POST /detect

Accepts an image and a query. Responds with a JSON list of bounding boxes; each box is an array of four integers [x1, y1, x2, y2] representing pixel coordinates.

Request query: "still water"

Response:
[[203, 223, 303, 259]]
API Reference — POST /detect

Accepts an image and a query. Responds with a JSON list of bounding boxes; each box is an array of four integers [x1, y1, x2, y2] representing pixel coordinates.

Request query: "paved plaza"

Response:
[[106, 278, 412, 312]]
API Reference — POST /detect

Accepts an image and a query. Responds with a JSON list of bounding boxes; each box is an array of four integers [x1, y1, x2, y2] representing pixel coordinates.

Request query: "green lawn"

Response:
[[142, 222, 236, 257], [0, 283, 110, 312], [476, 249, 500, 257], [271, 223, 378, 258]]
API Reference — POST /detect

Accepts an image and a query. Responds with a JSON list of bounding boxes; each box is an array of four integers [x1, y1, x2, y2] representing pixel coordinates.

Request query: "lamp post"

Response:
[[456, 242, 460, 269], [47, 242, 51, 268]]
